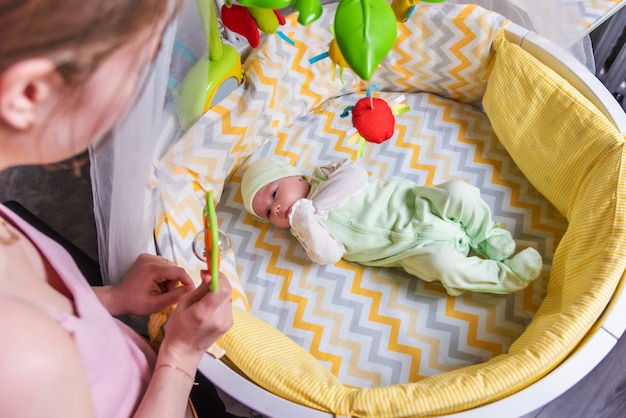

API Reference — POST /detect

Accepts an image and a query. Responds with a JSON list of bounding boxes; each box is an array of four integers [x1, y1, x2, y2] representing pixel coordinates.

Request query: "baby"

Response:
[[241, 157, 542, 296]]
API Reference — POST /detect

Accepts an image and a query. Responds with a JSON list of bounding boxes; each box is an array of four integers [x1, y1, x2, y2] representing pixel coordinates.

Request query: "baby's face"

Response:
[[252, 175, 310, 228]]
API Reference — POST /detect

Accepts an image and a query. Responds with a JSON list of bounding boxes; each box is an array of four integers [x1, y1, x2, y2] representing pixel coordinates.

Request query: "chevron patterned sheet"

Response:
[[219, 87, 567, 387], [153, 2, 572, 390]]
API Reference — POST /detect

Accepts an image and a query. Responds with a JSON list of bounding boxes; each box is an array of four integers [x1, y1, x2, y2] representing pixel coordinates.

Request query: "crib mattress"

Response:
[[217, 89, 566, 387]]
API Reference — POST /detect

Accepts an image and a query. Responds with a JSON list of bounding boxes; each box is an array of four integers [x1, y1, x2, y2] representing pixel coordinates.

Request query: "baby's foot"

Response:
[[504, 247, 543, 282], [476, 228, 516, 261]]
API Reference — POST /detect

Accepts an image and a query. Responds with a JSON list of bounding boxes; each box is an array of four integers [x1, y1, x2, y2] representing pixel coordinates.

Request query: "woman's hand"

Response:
[[133, 271, 233, 417], [158, 270, 233, 365], [94, 253, 195, 317]]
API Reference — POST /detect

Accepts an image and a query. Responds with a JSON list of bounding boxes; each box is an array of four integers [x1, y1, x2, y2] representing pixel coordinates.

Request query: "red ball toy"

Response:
[[351, 97, 395, 144]]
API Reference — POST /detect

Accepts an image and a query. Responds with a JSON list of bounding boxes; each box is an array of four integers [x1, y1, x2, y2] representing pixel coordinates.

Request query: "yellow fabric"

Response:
[[483, 28, 626, 351], [483, 31, 624, 220], [213, 25, 626, 417], [219, 309, 358, 414]]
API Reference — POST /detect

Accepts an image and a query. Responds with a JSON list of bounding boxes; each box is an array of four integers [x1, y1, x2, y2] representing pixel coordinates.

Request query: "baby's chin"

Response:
[[273, 222, 291, 229]]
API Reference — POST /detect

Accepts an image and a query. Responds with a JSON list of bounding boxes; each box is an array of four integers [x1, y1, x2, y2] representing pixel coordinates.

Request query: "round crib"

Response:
[[150, 3, 626, 417]]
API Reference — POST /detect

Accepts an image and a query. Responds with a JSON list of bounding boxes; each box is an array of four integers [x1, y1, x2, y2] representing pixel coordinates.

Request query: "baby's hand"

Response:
[[289, 198, 316, 227], [289, 198, 344, 265]]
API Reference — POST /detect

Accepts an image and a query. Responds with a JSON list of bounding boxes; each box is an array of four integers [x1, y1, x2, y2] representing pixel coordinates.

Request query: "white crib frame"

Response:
[[196, 21, 626, 418]]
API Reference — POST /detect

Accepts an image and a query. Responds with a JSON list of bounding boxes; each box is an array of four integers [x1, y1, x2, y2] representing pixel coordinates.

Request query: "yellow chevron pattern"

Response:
[[222, 87, 563, 386], [151, 1, 625, 416]]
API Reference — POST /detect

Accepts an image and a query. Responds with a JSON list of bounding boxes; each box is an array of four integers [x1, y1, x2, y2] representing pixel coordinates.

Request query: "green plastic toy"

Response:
[[203, 191, 220, 292], [334, 0, 397, 81], [235, 0, 446, 81], [174, 0, 244, 130]]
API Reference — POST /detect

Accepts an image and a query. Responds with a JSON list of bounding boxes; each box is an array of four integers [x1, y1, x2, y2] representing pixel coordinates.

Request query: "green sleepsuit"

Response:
[[288, 159, 542, 295]]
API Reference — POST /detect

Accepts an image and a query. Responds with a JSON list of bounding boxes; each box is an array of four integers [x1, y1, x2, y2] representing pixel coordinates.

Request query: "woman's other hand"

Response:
[[94, 253, 195, 317]]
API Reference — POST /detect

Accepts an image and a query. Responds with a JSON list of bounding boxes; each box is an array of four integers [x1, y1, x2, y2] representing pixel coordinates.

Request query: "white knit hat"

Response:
[[240, 157, 303, 217]]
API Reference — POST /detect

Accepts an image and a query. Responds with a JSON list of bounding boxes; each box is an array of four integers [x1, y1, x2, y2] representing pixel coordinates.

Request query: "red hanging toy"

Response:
[[351, 97, 396, 144], [221, 4, 286, 48], [346, 95, 410, 158]]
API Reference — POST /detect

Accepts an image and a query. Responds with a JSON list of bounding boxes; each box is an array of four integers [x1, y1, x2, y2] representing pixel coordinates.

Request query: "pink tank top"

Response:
[[0, 205, 155, 418]]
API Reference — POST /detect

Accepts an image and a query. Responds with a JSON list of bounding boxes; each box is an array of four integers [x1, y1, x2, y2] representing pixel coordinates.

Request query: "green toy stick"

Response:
[[203, 191, 220, 292]]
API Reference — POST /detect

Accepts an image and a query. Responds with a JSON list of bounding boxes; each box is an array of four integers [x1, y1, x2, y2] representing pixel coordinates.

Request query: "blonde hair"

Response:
[[0, 0, 182, 83]]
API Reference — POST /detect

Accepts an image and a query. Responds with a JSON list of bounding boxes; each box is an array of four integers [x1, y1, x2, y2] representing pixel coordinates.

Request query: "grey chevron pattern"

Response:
[[216, 90, 566, 387]]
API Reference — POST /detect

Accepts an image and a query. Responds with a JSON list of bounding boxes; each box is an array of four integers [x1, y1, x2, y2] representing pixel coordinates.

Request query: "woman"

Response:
[[0, 1, 234, 417]]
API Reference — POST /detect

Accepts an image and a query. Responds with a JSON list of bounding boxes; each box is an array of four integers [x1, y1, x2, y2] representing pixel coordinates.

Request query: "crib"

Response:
[[91, 1, 626, 416]]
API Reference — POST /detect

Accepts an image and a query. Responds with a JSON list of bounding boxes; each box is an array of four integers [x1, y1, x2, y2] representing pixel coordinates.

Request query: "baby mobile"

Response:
[[237, 0, 443, 156], [329, 0, 444, 156]]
